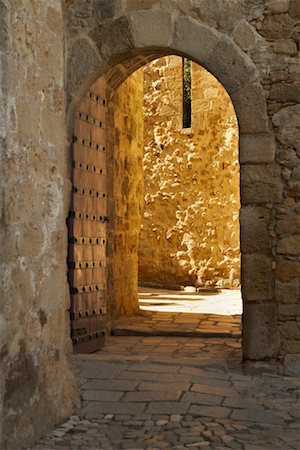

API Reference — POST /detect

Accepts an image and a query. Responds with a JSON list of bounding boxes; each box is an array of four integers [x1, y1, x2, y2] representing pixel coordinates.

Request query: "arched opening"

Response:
[[68, 52, 241, 353], [66, 10, 278, 366]]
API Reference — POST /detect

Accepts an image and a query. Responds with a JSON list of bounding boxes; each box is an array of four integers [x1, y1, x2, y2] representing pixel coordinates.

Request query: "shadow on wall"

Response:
[[138, 56, 240, 289]]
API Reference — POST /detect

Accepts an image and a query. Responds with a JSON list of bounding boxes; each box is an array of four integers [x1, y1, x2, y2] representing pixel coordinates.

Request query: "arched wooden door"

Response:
[[68, 78, 108, 353]]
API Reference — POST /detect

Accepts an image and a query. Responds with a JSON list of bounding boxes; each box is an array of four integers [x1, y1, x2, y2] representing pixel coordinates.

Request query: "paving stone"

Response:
[[189, 405, 232, 419], [182, 392, 224, 406], [82, 390, 123, 402], [122, 390, 182, 402], [138, 381, 191, 392], [30, 336, 300, 450], [128, 363, 180, 373], [146, 402, 190, 415], [81, 401, 146, 416], [230, 408, 284, 425]]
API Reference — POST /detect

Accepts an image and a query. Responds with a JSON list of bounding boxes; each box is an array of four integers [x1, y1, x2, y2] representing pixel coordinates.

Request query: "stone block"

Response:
[[265, 0, 290, 13], [239, 134, 275, 163], [272, 105, 300, 148], [122, 390, 181, 402], [129, 10, 172, 49], [269, 82, 300, 103], [172, 15, 220, 67], [0, 2, 8, 52], [67, 38, 101, 102], [242, 254, 273, 301], [292, 22, 300, 42], [278, 235, 300, 256], [275, 279, 299, 304], [146, 401, 190, 415], [278, 305, 300, 316], [271, 39, 298, 56], [89, 16, 133, 59], [240, 206, 272, 254], [232, 19, 259, 51], [243, 303, 280, 360], [289, 0, 300, 18], [189, 405, 231, 419], [276, 256, 300, 282], [261, 14, 295, 39], [241, 164, 282, 205], [280, 321, 300, 339], [284, 354, 300, 375], [126, 0, 158, 9], [206, 36, 259, 94], [231, 81, 269, 134], [277, 213, 300, 234]]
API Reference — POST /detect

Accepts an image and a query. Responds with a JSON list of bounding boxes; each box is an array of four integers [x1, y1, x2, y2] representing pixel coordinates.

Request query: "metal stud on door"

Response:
[[68, 79, 107, 353]]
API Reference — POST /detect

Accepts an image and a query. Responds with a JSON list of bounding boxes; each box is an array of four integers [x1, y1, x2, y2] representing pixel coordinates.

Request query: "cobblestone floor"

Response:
[[29, 336, 300, 450], [113, 289, 242, 338]]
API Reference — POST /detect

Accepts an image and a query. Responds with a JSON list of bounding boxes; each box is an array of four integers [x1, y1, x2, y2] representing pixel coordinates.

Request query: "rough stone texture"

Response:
[[0, 2, 79, 449], [129, 10, 172, 47], [107, 69, 144, 316], [239, 134, 275, 163], [240, 206, 272, 254], [241, 164, 283, 204], [138, 56, 240, 288], [243, 303, 280, 360], [242, 255, 273, 301], [1, 0, 300, 447]]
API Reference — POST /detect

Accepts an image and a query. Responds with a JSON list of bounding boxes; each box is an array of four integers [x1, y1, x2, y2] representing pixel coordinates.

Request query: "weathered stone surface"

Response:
[[277, 213, 300, 234], [276, 257, 300, 282], [272, 105, 300, 148], [67, 38, 101, 101], [278, 304, 300, 316], [275, 279, 299, 304], [271, 39, 298, 56], [278, 235, 300, 256], [284, 353, 300, 375], [232, 19, 260, 51], [2, 1, 300, 449], [280, 321, 300, 339], [239, 134, 275, 163], [269, 82, 300, 103], [241, 164, 282, 204], [139, 56, 240, 288], [206, 36, 259, 93], [172, 15, 220, 66], [243, 303, 280, 359], [231, 81, 269, 133], [242, 255, 273, 301], [265, 0, 290, 13], [129, 10, 172, 47], [107, 68, 144, 314], [0, 2, 8, 52], [240, 206, 272, 254], [260, 14, 295, 39], [89, 16, 133, 59], [289, 0, 300, 18]]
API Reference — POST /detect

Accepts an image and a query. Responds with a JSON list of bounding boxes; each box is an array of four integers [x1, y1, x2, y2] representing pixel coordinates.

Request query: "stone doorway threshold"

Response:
[[113, 288, 242, 339]]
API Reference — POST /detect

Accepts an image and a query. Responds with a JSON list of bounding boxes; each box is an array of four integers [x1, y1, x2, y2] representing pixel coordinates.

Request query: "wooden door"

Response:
[[68, 78, 107, 353]]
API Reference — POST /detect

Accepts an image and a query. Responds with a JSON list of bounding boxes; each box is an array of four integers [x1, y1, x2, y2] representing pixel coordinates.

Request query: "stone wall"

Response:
[[138, 56, 240, 288], [64, 0, 300, 375], [106, 69, 144, 316], [1, 0, 300, 448], [0, 1, 79, 449]]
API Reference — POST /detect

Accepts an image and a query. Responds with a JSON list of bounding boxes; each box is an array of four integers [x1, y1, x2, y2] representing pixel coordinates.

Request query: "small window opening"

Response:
[[182, 57, 192, 128]]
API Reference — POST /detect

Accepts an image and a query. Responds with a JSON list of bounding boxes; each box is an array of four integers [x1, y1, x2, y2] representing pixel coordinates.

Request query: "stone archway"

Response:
[[66, 9, 280, 364]]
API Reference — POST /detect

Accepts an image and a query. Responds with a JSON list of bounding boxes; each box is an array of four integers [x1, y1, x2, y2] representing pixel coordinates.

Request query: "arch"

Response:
[[65, 9, 280, 363]]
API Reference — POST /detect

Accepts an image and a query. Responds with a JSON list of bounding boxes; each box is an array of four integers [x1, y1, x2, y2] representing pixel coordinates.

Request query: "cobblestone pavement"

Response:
[[113, 289, 242, 338], [29, 336, 300, 450]]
